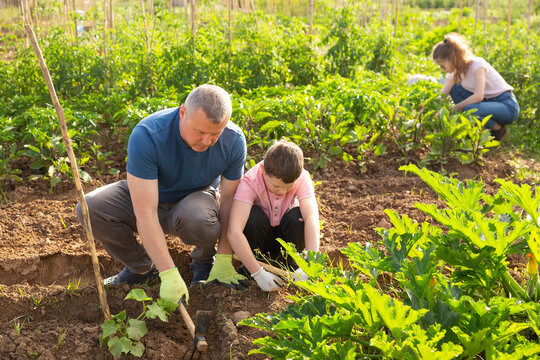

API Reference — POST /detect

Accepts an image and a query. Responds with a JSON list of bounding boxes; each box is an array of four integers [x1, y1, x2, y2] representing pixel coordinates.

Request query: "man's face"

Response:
[[263, 173, 296, 196], [179, 105, 228, 152]]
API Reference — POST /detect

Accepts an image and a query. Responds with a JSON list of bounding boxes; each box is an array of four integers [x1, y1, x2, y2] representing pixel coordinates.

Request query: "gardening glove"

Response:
[[252, 267, 284, 292], [292, 267, 309, 282], [159, 267, 189, 305], [205, 254, 250, 290]]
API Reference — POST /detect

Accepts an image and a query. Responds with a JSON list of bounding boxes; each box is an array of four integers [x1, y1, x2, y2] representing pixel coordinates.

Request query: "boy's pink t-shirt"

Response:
[[234, 161, 315, 226], [446, 57, 513, 98]]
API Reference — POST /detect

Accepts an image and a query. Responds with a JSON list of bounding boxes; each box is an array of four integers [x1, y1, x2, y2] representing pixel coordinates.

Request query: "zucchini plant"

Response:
[[242, 165, 540, 359]]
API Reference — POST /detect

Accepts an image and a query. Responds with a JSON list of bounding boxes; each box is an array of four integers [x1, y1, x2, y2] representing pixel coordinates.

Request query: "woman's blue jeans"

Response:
[[449, 85, 520, 129]]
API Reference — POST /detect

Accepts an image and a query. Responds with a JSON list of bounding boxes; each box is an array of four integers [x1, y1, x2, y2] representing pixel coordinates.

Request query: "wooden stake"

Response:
[[308, 0, 313, 39], [483, 0, 486, 53], [108, 0, 114, 30], [147, 0, 154, 16], [458, 0, 463, 33], [32, 0, 38, 29], [228, 0, 232, 86], [103, 0, 108, 67], [250, 0, 259, 30], [506, 0, 511, 44], [525, 0, 532, 54], [473, 0, 478, 42], [20, 0, 29, 48], [140, 0, 155, 94], [22, 1, 110, 321], [190, 0, 195, 44]]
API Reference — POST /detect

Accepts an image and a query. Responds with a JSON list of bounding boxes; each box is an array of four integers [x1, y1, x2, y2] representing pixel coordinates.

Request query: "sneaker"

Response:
[[491, 125, 508, 141], [103, 266, 159, 286], [190, 262, 212, 284]]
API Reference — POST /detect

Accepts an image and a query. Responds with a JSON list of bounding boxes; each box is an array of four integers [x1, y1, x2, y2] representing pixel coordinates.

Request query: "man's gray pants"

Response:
[[75, 180, 220, 274]]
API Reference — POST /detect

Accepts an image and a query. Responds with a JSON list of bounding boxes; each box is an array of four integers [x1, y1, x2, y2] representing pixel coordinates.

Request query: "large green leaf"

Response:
[[107, 336, 132, 358], [124, 288, 151, 302], [126, 319, 147, 341]]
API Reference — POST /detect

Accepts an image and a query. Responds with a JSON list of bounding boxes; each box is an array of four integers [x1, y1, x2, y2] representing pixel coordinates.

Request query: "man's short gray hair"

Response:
[[184, 84, 232, 124]]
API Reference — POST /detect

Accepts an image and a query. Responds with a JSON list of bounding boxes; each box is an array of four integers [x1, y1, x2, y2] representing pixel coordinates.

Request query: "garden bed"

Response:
[[0, 147, 533, 359]]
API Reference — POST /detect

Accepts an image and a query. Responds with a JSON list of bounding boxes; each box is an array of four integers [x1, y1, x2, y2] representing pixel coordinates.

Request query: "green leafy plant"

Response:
[[100, 289, 177, 358], [242, 165, 540, 359]]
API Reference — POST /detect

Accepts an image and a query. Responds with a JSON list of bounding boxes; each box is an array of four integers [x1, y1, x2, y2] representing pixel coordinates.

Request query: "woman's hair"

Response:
[[263, 140, 304, 184], [432, 33, 474, 83]]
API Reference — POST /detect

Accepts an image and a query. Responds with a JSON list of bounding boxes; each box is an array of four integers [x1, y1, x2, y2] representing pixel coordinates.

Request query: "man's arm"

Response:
[[299, 196, 320, 252], [215, 176, 240, 254], [127, 172, 175, 272]]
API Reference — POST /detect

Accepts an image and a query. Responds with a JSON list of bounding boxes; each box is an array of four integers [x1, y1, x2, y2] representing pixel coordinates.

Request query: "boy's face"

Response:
[[264, 173, 296, 196]]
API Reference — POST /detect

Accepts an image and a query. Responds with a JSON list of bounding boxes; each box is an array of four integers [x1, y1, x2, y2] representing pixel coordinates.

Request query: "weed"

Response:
[[58, 214, 67, 229], [65, 276, 81, 296], [31, 296, 43, 309], [17, 287, 24, 297], [56, 328, 66, 350], [347, 220, 354, 235], [13, 320, 23, 335], [11, 315, 31, 335], [48, 296, 60, 309]]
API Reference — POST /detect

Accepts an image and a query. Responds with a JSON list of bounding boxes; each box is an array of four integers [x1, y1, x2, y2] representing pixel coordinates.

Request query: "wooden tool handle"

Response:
[[178, 303, 208, 351], [232, 255, 288, 278]]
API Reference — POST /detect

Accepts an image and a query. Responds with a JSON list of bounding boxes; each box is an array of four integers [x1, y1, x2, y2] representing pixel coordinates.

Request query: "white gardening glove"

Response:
[[292, 267, 309, 281], [251, 267, 284, 292]]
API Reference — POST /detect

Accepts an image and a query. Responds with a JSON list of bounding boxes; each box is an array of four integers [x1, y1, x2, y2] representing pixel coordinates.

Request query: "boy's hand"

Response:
[[159, 267, 189, 304], [252, 267, 284, 291], [206, 254, 250, 290]]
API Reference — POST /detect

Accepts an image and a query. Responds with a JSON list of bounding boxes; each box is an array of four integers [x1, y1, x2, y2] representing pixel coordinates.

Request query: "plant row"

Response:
[[243, 164, 540, 359]]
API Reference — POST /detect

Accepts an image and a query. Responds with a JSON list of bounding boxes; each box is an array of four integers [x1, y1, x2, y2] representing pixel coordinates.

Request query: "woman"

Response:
[[432, 33, 519, 141]]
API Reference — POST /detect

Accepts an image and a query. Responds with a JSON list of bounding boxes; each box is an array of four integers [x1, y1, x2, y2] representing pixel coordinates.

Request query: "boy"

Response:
[[206, 140, 320, 291]]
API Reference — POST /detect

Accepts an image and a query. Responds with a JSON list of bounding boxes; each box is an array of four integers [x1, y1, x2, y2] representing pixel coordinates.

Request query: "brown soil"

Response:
[[0, 145, 537, 359]]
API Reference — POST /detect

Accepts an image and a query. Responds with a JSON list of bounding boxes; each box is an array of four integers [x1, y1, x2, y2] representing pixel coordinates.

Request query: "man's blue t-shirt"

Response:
[[126, 107, 246, 203]]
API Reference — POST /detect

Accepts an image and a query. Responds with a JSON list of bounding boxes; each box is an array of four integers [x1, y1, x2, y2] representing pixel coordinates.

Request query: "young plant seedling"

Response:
[[32, 296, 43, 309], [65, 276, 81, 296], [56, 328, 67, 350], [100, 289, 178, 358]]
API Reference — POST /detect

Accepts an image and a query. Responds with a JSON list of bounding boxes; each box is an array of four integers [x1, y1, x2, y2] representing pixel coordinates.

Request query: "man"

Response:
[[76, 84, 248, 304]]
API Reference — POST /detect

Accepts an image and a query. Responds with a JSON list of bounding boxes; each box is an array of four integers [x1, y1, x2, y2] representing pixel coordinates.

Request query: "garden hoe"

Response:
[[177, 303, 212, 360]]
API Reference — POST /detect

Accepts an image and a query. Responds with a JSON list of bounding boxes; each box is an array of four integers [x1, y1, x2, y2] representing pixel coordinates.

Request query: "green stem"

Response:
[[501, 271, 530, 302]]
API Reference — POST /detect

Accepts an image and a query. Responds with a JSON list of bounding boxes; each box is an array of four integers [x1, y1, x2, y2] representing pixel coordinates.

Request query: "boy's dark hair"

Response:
[[263, 140, 304, 184]]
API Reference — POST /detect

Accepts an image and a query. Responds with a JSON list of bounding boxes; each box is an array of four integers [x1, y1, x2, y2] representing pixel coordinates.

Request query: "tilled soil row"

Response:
[[0, 150, 532, 359]]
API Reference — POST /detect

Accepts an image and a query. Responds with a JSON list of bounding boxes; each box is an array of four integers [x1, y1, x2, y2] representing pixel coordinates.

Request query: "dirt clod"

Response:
[[231, 311, 251, 326]]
